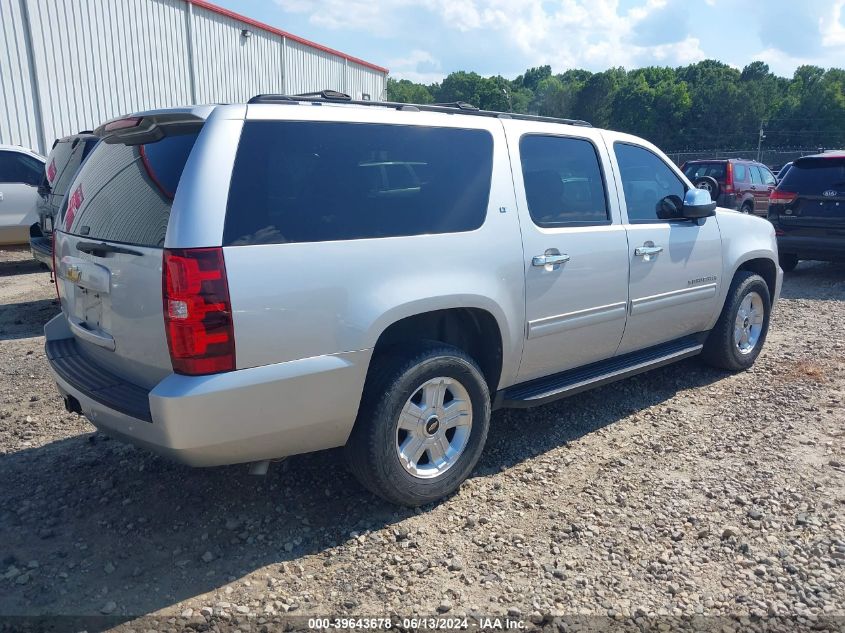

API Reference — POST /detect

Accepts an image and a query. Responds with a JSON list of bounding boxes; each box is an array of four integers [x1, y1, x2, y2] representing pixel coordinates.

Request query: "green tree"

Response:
[[386, 78, 434, 104]]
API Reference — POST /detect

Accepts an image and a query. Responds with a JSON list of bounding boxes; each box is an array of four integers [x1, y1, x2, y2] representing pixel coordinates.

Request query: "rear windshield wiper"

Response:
[[76, 241, 143, 257]]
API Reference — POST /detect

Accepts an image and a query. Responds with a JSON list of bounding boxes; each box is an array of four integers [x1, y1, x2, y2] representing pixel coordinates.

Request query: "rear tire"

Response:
[[701, 271, 771, 371], [740, 202, 754, 214], [779, 253, 799, 272], [345, 343, 490, 507]]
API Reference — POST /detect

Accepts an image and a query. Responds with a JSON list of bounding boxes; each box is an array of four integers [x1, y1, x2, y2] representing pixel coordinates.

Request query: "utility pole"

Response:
[[756, 120, 765, 163]]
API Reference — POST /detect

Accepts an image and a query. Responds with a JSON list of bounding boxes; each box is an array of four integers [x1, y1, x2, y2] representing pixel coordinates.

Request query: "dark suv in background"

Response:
[[768, 151, 845, 271], [682, 158, 777, 216], [30, 131, 99, 269]]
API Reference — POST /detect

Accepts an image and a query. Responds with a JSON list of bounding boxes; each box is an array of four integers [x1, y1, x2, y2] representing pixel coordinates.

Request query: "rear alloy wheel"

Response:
[[702, 271, 771, 371], [779, 253, 799, 272], [345, 343, 490, 506]]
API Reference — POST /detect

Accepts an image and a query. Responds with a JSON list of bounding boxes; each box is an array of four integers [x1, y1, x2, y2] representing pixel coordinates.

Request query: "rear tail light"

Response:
[[723, 162, 734, 194], [163, 248, 235, 375], [51, 231, 59, 300], [770, 190, 797, 204]]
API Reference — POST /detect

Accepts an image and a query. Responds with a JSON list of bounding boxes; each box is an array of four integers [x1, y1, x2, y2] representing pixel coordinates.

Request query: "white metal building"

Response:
[[0, 0, 389, 154]]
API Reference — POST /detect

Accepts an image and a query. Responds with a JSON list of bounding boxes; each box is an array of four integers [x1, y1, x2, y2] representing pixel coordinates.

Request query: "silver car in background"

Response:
[[45, 95, 781, 506]]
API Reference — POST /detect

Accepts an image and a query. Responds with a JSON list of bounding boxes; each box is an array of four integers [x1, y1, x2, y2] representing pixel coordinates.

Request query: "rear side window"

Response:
[[0, 151, 43, 186], [733, 164, 748, 181], [62, 129, 200, 247], [519, 135, 609, 226], [224, 121, 493, 245], [614, 143, 686, 222], [780, 157, 845, 194]]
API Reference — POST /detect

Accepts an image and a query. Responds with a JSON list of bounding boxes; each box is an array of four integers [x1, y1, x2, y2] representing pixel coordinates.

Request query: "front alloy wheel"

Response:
[[734, 291, 765, 355]]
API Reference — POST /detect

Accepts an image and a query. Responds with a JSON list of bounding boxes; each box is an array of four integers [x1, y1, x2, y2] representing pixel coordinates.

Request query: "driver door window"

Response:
[[614, 143, 685, 222]]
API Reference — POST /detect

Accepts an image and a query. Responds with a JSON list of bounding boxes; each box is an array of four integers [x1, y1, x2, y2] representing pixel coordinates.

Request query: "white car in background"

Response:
[[0, 144, 45, 245]]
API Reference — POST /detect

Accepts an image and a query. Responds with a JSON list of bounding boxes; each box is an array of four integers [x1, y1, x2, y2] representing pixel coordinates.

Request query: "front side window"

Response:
[[224, 121, 494, 245], [749, 165, 764, 185], [614, 143, 685, 222], [519, 135, 609, 226], [0, 151, 43, 186]]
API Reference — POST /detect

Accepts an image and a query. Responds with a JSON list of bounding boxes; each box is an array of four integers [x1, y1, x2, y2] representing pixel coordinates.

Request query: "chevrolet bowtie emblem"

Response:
[[65, 265, 82, 283]]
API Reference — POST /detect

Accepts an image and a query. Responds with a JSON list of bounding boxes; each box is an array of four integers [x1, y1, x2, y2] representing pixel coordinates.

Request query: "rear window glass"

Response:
[[223, 121, 494, 246], [62, 129, 200, 247], [683, 162, 726, 181], [49, 138, 98, 200], [780, 158, 845, 194]]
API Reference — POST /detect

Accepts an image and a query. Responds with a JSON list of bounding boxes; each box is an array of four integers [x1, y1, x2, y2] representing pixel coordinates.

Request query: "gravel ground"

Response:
[[0, 245, 843, 632]]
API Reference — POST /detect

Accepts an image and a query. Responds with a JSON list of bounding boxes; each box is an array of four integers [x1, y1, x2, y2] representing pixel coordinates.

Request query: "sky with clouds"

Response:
[[214, 0, 845, 82]]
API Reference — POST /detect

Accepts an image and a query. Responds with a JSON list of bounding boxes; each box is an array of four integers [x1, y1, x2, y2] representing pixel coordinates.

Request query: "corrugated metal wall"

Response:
[[0, 0, 41, 152], [0, 0, 387, 154]]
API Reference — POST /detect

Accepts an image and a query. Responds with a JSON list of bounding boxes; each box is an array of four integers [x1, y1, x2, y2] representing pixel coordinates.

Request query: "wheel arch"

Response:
[[369, 304, 509, 394]]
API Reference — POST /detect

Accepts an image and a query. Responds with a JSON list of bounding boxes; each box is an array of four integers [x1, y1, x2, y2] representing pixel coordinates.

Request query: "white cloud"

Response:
[[388, 49, 444, 84], [820, 0, 845, 48], [273, 0, 842, 76]]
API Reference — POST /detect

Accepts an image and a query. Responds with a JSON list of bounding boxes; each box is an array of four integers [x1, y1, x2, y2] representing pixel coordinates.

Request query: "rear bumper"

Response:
[[30, 235, 53, 268], [44, 314, 372, 466], [777, 235, 845, 262], [718, 193, 737, 209]]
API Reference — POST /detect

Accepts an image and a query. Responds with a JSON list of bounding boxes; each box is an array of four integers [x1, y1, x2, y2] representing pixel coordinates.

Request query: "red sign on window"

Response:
[[65, 185, 84, 229], [47, 158, 57, 183]]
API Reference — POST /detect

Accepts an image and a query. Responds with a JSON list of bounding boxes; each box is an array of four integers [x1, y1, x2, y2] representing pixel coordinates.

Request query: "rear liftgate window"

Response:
[[62, 130, 199, 247], [223, 121, 495, 245]]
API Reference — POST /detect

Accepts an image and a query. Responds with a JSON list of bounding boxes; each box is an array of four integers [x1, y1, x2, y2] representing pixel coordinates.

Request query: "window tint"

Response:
[[63, 129, 199, 247], [224, 122, 493, 245], [749, 165, 764, 185], [49, 138, 99, 199], [519, 135, 609, 226], [614, 143, 685, 222], [0, 151, 43, 186], [779, 157, 845, 194], [733, 164, 747, 182]]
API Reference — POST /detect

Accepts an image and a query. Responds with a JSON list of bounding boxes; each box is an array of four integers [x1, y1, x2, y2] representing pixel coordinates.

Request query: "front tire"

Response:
[[345, 343, 491, 506], [701, 271, 771, 371]]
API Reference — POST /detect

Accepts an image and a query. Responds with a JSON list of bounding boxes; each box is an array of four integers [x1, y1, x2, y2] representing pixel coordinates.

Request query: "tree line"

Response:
[[387, 61, 845, 152]]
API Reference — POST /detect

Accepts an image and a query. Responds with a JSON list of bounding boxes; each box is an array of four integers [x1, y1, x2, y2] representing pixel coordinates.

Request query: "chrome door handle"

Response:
[[532, 253, 570, 267], [634, 245, 663, 257]]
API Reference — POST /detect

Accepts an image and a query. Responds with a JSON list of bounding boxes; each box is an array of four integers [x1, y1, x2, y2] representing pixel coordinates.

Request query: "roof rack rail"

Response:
[[295, 89, 352, 101], [431, 101, 478, 111], [246, 91, 592, 127]]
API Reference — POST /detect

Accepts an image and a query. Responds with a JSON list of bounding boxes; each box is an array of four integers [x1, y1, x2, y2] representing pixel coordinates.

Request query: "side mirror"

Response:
[[682, 188, 717, 219]]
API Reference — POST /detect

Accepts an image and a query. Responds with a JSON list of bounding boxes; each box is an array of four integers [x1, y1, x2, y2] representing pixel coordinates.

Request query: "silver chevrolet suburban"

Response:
[[45, 94, 782, 506]]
